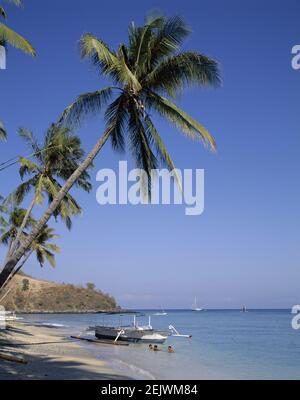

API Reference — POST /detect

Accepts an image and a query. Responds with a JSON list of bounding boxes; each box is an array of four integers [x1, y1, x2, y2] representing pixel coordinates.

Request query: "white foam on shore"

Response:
[[108, 357, 156, 380], [32, 322, 67, 328]]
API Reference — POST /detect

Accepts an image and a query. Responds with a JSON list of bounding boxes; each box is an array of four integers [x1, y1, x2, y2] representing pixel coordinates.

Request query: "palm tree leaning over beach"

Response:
[[0, 14, 221, 289], [6, 124, 92, 257], [0, 209, 60, 291], [0, 208, 35, 254], [0, 0, 35, 56]]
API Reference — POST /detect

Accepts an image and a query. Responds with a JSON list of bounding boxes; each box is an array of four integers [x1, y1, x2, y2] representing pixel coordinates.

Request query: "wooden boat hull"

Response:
[[95, 326, 169, 343]]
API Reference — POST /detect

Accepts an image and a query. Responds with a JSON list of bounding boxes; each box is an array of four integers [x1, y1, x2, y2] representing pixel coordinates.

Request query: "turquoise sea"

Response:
[[20, 309, 300, 380]]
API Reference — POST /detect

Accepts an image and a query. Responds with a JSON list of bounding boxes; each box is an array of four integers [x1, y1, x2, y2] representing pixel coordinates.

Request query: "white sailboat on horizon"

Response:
[[192, 297, 203, 312], [154, 307, 168, 316]]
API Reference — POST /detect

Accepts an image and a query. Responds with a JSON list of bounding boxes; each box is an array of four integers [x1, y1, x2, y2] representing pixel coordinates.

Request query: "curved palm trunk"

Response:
[[0, 128, 112, 289], [9, 195, 36, 257], [0, 250, 33, 295]]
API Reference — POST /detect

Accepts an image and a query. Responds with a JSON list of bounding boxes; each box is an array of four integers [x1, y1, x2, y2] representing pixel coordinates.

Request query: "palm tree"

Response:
[[21, 225, 61, 271], [0, 207, 35, 255], [0, 14, 221, 289], [1, 220, 60, 290], [0, 0, 35, 56], [7, 124, 92, 256]]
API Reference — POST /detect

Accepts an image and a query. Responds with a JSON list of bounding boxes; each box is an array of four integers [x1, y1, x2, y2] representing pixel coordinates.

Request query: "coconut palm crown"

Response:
[[60, 15, 221, 192], [10, 124, 92, 231]]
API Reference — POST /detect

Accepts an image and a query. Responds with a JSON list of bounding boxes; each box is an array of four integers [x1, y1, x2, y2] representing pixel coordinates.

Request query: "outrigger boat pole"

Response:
[[169, 325, 192, 338]]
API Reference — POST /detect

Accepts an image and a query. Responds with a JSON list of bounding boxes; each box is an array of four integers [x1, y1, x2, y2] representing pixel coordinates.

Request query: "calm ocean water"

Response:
[[20, 310, 300, 380]]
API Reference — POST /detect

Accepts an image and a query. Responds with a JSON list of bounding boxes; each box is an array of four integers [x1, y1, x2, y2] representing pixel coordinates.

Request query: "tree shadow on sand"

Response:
[[0, 333, 134, 380], [1, 325, 34, 337], [0, 349, 134, 380]]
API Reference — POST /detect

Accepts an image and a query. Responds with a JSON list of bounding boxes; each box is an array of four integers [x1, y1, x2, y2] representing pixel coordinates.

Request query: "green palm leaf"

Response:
[[129, 15, 164, 74], [105, 94, 128, 152], [148, 92, 217, 150], [19, 157, 40, 178], [80, 33, 120, 78], [144, 116, 182, 191], [127, 101, 157, 196], [0, 22, 36, 56], [146, 52, 221, 97], [147, 16, 190, 68], [58, 87, 113, 129]]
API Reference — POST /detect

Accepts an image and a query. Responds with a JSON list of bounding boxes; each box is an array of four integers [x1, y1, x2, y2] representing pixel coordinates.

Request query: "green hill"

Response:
[[1, 274, 119, 313]]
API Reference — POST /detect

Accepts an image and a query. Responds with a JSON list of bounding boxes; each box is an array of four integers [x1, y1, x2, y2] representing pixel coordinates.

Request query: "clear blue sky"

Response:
[[1, 0, 299, 309]]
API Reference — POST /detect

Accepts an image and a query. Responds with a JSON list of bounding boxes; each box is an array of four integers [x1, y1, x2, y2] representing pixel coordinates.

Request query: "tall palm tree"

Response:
[[0, 0, 35, 56], [7, 124, 92, 255], [0, 14, 221, 289]]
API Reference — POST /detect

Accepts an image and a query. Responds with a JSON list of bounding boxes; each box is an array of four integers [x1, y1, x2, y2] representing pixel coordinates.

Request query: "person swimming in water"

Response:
[[149, 344, 153, 350], [153, 345, 160, 351], [168, 346, 175, 353]]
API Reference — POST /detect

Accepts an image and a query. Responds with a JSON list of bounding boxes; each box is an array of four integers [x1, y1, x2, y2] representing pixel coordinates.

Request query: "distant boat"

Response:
[[154, 307, 168, 316], [241, 305, 248, 313], [192, 297, 203, 312]]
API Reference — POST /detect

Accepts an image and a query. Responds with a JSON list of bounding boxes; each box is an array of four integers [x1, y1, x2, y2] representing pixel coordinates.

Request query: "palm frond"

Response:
[[146, 52, 221, 97], [0, 230, 12, 245], [0, 22, 36, 56], [144, 116, 182, 191], [58, 87, 113, 129], [147, 92, 216, 150], [35, 248, 44, 267], [45, 177, 82, 230], [105, 94, 128, 152], [45, 243, 61, 253], [18, 127, 41, 155], [31, 224, 60, 268], [9, 177, 36, 205], [42, 249, 56, 268], [19, 157, 40, 179], [80, 33, 119, 77], [148, 16, 190, 68], [34, 175, 45, 205], [128, 101, 157, 196], [117, 50, 142, 92], [128, 15, 164, 75]]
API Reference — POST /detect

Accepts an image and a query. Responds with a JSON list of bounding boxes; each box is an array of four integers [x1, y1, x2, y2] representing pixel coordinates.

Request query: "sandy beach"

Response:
[[0, 322, 133, 380]]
